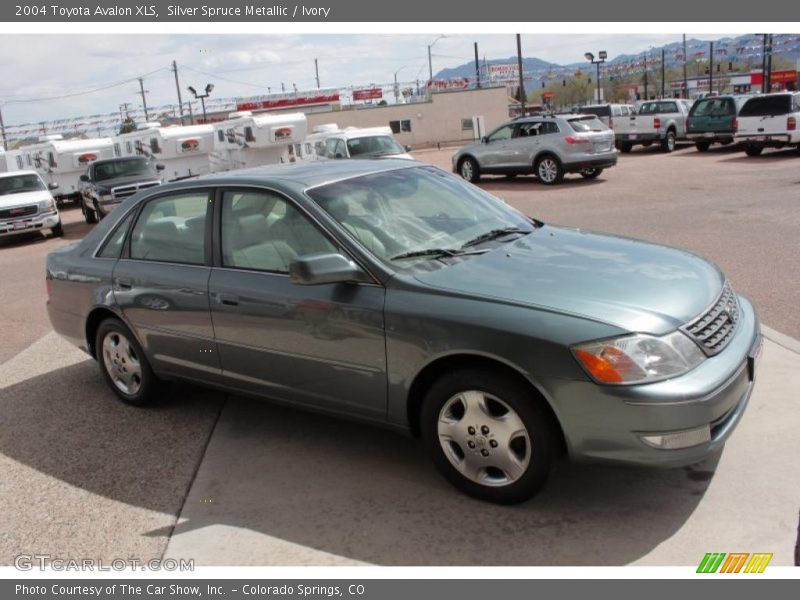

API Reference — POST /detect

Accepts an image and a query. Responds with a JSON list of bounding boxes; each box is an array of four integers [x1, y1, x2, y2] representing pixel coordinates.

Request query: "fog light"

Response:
[[640, 425, 711, 450]]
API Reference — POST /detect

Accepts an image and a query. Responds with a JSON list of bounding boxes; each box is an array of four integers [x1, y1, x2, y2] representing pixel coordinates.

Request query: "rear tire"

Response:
[[661, 130, 676, 152], [459, 157, 481, 183], [535, 154, 564, 185], [745, 145, 763, 157], [95, 318, 163, 407], [695, 141, 711, 152], [83, 201, 98, 224], [580, 168, 603, 179], [420, 368, 555, 504], [618, 142, 633, 153]]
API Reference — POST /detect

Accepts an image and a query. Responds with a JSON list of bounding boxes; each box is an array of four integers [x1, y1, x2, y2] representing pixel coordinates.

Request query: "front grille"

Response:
[[0, 204, 37, 220], [682, 282, 740, 356], [111, 181, 160, 200]]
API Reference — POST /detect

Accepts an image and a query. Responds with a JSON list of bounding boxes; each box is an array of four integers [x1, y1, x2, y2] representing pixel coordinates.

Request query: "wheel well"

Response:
[[667, 125, 677, 134], [85, 307, 120, 358], [406, 354, 567, 453], [533, 151, 560, 167]]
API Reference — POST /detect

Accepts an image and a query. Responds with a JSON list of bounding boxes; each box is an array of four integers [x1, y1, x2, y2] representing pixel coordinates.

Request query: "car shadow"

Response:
[[718, 147, 800, 164], [478, 175, 607, 192], [0, 360, 719, 566], [616, 143, 694, 157]]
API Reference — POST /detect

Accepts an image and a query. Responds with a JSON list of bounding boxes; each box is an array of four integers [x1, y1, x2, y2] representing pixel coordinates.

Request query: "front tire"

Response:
[[535, 155, 564, 185], [96, 318, 162, 406], [459, 157, 481, 183], [83, 201, 98, 224], [618, 141, 633, 153], [580, 167, 603, 179], [745, 145, 763, 157], [50, 222, 64, 237], [420, 368, 555, 504]]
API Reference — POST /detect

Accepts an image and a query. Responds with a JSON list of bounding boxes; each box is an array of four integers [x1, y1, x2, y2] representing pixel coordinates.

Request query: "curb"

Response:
[[761, 325, 800, 356]]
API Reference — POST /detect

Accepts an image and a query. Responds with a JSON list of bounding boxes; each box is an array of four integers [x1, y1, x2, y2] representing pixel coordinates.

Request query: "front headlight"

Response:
[[38, 198, 55, 212], [572, 331, 706, 385]]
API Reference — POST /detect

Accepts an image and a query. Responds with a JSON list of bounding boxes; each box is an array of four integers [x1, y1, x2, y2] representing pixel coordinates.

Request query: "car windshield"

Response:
[[568, 116, 608, 132], [0, 174, 46, 195], [346, 135, 406, 157], [739, 95, 792, 117], [94, 159, 157, 181], [306, 166, 535, 268]]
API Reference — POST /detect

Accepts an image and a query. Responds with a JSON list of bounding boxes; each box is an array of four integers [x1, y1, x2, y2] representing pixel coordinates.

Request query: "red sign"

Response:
[[751, 70, 798, 85], [237, 92, 340, 112], [542, 91, 555, 100], [78, 153, 98, 164], [353, 88, 383, 101]]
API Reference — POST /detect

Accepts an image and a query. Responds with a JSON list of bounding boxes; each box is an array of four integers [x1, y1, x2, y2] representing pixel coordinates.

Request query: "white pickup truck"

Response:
[[735, 92, 800, 156], [615, 99, 694, 153]]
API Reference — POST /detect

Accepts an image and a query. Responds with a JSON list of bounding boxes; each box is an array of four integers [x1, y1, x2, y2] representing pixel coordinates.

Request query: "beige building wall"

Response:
[[305, 86, 509, 148]]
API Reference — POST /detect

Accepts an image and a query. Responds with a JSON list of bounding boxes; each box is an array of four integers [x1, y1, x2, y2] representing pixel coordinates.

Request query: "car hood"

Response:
[[0, 190, 52, 209], [412, 225, 724, 334]]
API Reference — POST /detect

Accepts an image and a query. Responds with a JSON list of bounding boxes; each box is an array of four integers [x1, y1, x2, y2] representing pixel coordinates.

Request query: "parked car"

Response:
[[315, 127, 413, 161], [615, 99, 694, 152], [686, 95, 752, 151], [734, 92, 800, 156], [579, 103, 636, 129], [79, 156, 164, 223], [0, 170, 62, 238], [46, 160, 762, 504], [452, 114, 617, 185]]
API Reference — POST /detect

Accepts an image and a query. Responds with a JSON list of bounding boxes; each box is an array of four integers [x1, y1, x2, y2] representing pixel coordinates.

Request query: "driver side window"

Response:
[[487, 125, 513, 143]]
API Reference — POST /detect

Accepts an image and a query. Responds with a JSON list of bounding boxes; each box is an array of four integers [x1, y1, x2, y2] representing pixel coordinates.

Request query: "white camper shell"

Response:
[[210, 111, 308, 172], [14, 135, 115, 203], [114, 123, 215, 181]]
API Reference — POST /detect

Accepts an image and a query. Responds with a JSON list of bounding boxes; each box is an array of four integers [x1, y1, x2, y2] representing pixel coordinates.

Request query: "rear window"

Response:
[[568, 117, 608, 132], [739, 95, 793, 117], [581, 105, 611, 117], [690, 98, 735, 117], [637, 101, 679, 115]]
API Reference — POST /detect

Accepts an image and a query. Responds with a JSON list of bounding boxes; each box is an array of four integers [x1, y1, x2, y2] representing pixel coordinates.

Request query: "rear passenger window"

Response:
[[220, 190, 336, 273], [130, 192, 210, 265], [97, 210, 135, 259]]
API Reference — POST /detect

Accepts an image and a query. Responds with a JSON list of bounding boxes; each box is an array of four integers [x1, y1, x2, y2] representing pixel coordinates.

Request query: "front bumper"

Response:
[[96, 197, 123, 216], [0, 211, 60, 237], [539, 295, 761, 467]]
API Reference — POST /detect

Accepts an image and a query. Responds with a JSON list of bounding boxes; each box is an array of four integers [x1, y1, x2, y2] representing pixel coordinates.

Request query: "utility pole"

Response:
[[683, 34, 688, 99], [643, 50, 649, 99], [709, 41, 714, 96], [766, 34, 773, 92], [138, 77, 150, 122], [661, 47, 666, 98], [172, 60, 186, 125], [314, 58, 320, 88], [0, 104, 7, 151], [761, 34, 768, 93], [474, 42, 481, 88], [516, 34, 526, 115]]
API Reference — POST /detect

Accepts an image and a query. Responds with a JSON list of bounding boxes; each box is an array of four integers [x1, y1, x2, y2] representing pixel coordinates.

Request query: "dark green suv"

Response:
[[686, 95, 752, 152]]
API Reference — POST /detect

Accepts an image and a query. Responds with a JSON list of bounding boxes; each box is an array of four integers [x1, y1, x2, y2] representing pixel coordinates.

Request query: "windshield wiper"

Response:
[[390, 247, 491, 261], [461, 227, 530, 249]]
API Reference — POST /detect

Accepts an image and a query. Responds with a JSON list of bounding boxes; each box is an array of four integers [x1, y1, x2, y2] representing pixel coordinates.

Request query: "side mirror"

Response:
[[48, 182, 59, 190], [404, 145, 411, 152], [79, 174, 90, 182], [481, 136, 488, 144], [289, 253, 365, 286], [155, 163, 165, 171]]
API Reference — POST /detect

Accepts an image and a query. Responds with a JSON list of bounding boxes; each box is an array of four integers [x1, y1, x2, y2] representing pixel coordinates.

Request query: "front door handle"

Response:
[[216, 293, 239, 306], [115, 277, 132, 290]]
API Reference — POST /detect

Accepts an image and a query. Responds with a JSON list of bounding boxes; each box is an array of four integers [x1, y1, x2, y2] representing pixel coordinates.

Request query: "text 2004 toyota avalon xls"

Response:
[[46, 161, 762, 504]]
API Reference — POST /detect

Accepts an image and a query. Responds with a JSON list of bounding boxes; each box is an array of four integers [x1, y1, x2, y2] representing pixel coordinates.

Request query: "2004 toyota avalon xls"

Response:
[[46, 160, 762, 504]]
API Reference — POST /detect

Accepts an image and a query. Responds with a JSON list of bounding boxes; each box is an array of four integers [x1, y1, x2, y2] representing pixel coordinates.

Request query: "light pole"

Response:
[[427, 35, 446, 87], [187, 83, 214, 123], [393, 66, 407, 102], [584, 50, 607, 103]]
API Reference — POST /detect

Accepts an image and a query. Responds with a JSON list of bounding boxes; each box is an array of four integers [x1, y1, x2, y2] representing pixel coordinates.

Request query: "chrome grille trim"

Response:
[[682, 282, 740, 356]]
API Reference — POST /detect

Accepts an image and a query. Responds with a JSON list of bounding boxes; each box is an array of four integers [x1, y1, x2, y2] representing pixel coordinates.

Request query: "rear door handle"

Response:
[[115, 277, 132, 290], [216, 293, 239, 306]]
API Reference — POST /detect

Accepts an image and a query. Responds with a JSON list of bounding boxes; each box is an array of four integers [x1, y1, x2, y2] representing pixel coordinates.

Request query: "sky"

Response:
[[0, 33, 727, 127]]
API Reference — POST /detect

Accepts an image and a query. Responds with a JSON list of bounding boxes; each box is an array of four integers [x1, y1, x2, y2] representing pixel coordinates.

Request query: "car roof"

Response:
[[0, 169, 39, 179], [191, 158, 420, 188]]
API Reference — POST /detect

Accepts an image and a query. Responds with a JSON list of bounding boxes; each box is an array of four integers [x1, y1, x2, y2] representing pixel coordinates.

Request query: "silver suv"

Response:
[[452, 114, 617, 185]]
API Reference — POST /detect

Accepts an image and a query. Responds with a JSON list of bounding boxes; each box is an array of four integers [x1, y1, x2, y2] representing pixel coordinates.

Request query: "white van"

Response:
[[735, 92, 800, 156]]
